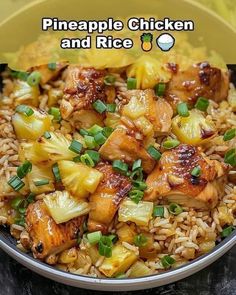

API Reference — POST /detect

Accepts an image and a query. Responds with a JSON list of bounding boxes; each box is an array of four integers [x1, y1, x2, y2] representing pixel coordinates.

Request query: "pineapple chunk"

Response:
[[58, 161, 103, 199], [218, 205, 234, 226], [118, 199, 153, 226], [133, 116, 153, 136], [172, 109, 216, 145], [13, 80, 39, 107], [27, 164, 54, 194], [58, 247, 78, 264], [128, 261, 153, 278], [104, 112, 122, 129], [44, 190, 90, 224], [12, 108, 52, 140], [122, 95, 146, 119], [116, 224, 136, 244], [99, 243, 137, 277]]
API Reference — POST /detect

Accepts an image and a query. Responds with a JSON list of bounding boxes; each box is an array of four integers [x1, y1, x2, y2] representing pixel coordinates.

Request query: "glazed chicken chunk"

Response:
[[144, 144, 227, 209], [88, 163, 132, 233], [25, 200, 84, 260], [165, 62, 229, 108]]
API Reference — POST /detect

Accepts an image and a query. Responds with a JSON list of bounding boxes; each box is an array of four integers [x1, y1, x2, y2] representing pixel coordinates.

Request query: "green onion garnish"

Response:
[[154, 83, 166, 96], [52, 163, 61, 182], [84, 135, 97, 149], [98, 236, 113, 258], [80, 154, 95, 167], [132, 159, 142, 171], [194, 97, 209, 112], [177, 102, 189, 117], [106, 104, 116, 113], [223, 129, 236, 141], [15, 216, 25, 227], [18, 207, 26, 215], [134, 234, 147, 247], [27, 71, 41, 86], [11, 71, 29, 81], [16, 105, 34, 117], [34, 179, 49, 186], [87, 231, 102, 245], [224, 148, 236, 166], [129, 189, 144, 204], [127, 77, 137, 90], [73, 156, 81, 162], [103, 127, 114, 138], [17, 161, 32, 179], [92, 100, 107, 114], [48, 107, 61, 122], [191, 166, 201, 177], [79, 128, 89, 136], [221, 226, 235, 238], [26, 192, 35, 203], [88, 124, 103, 136], [48, 62, 57, 71], [161, 255, 176, 268], [169, 203, 183, 215], [43, 131, 51, 139], [104, 75, 116, 86], [69, 139, 83, 154], [153, 206, 164, 217], [112, 160, 128, 175], [85, 150, 100, 164], [132, 180, 147, 191], [147, 145, 162, 160], [11, 197, 24, 210], [130, 168, 143, 181], [162, 139, 180, 149], [8, 176, 25, 191], [94, 132, 107, 145]]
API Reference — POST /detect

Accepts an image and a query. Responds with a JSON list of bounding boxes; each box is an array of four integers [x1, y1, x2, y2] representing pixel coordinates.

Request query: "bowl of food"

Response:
[[0, 0, 236, 291]]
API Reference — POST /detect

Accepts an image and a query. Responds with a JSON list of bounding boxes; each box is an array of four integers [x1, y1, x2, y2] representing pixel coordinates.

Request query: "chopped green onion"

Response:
[[154, 83, 166, 96], [27, 71, 41, 86], [132, 180, 147, 191], [92, 99, 107, 114], [224, 148, 236, 166], [48, 107, 61, 122], [191, 166, 201, 177], [88, 124, 103, 136], [16, 105, 34, 117], [18, 207, 26, 215], [153, 206, 164, 217], [104, 75, 116, 86], [34, 179, 49, 186], [84, 135, 97, 149], [11, 197, 24, 210], [127, 77, 137, 90], [94, 132, 107, 145], [43, 131, 51, 139], [221, 226, 235, 238], [17, 161, 32, 179], [162, 139, 180, 149], [87, 231, 102, 245], [132, 159, 142, 171], [48, 62, 57, 71], [108, 234, 117, 243], [147, 145, 162, 160], [194, 97, 209, 112], [130, 168, 143, 181], [112, 160, 128, 175], [73, 156, 81, 162], [15, 216, 25, 227], [69, 139, 83, 154], [52, 163, 61, 182], [177, 102, 189, 117], [223, 129, 236, 141], [8, 176, 25, 192], [98, 236, 113, 258], [79, 128, 89, 136], [85, 150, 100, 164], [80, 154, 95, 167], [129, 189, 144, 204], [161, 255, 176, 268], [11, 71, 29, 81], [103, 127, 114, 138], [106, 104, 116, 113], [26, 193, 35, 203], [134, 234, 147, 247], [169, 203, 183, 215]]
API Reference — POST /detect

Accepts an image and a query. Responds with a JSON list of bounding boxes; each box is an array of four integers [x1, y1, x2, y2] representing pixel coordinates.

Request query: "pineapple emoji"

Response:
[[140, 33, 153, 52]]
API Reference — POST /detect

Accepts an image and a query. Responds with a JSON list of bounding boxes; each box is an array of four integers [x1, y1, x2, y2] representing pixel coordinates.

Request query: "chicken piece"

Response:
[[61, 66, 107, 119], [88, 163, 132, 233], [144, 144, 226, 209], [25, 200, 84, 260], [99, 128, 155, 173], [123, 90, 173, 134], [165, 62, 229, 108]]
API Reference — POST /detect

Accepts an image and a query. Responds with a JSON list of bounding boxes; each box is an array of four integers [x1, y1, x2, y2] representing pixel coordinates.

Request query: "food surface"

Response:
[[0, 58, 236, 279]]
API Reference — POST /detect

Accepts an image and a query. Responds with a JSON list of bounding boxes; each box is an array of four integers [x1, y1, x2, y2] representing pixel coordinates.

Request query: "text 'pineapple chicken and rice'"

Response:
[[1, 42, 236, 279]]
